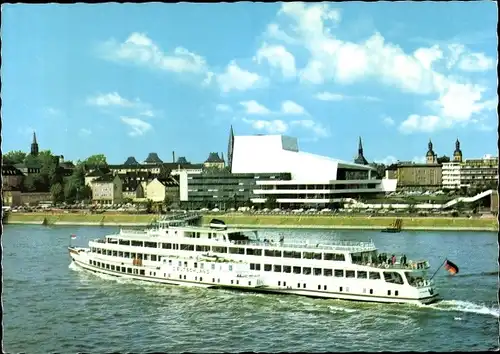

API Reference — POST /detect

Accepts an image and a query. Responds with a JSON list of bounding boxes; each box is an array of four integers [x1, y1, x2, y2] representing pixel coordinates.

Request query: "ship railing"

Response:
[[120, 229, 147, 235], [354, 260, 430, 270], [231, 239, 376, 251]]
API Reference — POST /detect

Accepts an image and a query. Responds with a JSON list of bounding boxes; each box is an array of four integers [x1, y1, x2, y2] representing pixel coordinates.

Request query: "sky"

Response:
[[2, 2, 498, 166]]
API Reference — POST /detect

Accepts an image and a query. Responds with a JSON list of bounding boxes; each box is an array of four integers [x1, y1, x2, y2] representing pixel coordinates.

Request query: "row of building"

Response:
[[2, 129, 498, 209], [386, 139, 498, 191]]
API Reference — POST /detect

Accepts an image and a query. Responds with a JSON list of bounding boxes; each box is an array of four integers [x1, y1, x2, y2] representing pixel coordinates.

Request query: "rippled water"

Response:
[[3, 225, 499, 352]]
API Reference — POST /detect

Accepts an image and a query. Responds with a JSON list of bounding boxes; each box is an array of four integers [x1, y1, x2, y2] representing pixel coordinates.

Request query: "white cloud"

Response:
[[265, 23, 298, 44], [314, 92, 380, 101], [281, 100, 307, 115], [240, 100, 271, 115], [99, 32, 208, 75], [79, 128, 92, 137], [399, 114, 447, 134], [457, 52, 495, 72], [217, 61, 266, 93], [374, 155, 398, 165], [269, 3, 494, 131], [87, 92, 138, 107], [413, 45, 443, 70], [140, 110, 155, 117], [120, 117, 152, 137], [255, 43, 296, 78], [215, 104, 232, 113], [290, 119, 329, 137], [242, 118, 288, 134], [382, 116, 395, 126]]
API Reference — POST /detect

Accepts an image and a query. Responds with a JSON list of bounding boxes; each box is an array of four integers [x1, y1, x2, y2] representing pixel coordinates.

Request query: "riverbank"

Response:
[[3, 212, 498, 231]]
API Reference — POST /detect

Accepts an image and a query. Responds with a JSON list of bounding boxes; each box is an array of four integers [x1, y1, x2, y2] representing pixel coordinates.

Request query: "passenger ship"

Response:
[[68, 214, 439, 305]]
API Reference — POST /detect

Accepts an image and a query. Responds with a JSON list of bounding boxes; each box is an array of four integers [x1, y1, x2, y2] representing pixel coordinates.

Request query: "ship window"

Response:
[[264, 264, 272, 272], [179, 275, 182, 279], [162, 243, 172, 249], [131, 240, 142, 247], [278, 281, 281, 286], [369, 289, 373, 294], [140, 270, 145, 275], [168, 260, 172, 265], [313, 268, 322, 276], [145, 241, 157, 248], [229, 247, 244, 254], [184, 275, 186, 279], [334, 269, 344, 277], [265, 250, 282, 257], [195, 276, 198, 281], [324, 253, 345, 261], [318, 285, 321, 290], [113, 251, 117, 257], [229, 265, 233, 271], [111, 265, 115, 270], [303, 267, 312, 275], [97, 249, 101, 254], [196, 245, 210, 252], [236, 280, 239, 285], [213, 278, 215, 282], [274, 265, 282, 272], [119, 239, 130, 245], [369, 272, 381, 280], [346, 270, 355, 278], [200, 263, 204, 269], [324, 269, 333, 277], [231, 280, 234, 284], [324, 285, 327, 290], [200, 277, 203, 282], [181, 244, 194, 251], [184, 261, 188, 267], [89, 260, 92, 265], [144, 254, 149, 260], [357, 271, 367, 279], [106, 264, 110, 269], [383, 271, 404, 285], [151, 255, 157, 261], [297, 283, 300, 288], [255, 264, 261, 271], [251, 248, 262, 256], [97, 262, 101, 267], [303, 283, 306, 288], [212, 246, 228, 253], [293, 266, 301, 274], [124, 252, 130, 258], [395, 290, 399, 296], [388, 290, 391, 296], [283, 266, 291, 273], [248, 281, 251, 286], [194, 262, 198, 268], [121, 267, 126, 272], [284, 251, 301, 258], [250, 263, 255, 270], [118, 252, 123, 257], [107, 250, 112, 256], [127, 268, 132, 273], [178, 261, 182, 266], [211, 264, 215, 270]]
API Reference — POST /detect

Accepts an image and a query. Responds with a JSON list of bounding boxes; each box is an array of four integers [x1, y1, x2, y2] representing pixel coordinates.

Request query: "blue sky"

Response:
[[2, 2, 497, 165]]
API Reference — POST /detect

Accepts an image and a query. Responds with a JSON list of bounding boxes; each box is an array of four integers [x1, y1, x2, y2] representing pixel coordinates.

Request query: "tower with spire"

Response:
[[30, 131, 39, 156], [453, 138, 463, 163], [354, 136, 369, 165], [426, 139, 437, 164]]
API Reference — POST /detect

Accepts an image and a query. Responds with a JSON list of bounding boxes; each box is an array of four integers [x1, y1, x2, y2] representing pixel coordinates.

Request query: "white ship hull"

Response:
[[69, 247, 439, 305]]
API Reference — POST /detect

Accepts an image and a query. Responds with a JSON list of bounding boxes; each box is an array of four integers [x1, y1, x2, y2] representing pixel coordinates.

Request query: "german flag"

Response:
[[444, 259, 459, 275]]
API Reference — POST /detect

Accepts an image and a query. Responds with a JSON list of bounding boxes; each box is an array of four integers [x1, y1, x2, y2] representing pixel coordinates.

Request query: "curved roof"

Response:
[[144, 153, 163, 164], [205, 152, 224, 163], [124, 156, 140, 165], [231, 134, 374, 182]]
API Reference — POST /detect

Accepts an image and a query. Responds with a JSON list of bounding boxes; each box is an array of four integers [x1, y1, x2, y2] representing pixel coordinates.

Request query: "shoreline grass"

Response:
[[4, 212, 498, 231]]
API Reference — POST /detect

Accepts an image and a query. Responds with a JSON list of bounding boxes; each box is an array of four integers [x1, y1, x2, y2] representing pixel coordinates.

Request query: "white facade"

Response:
[[230, 134, 397, 205], [441, 162, 461, 190]]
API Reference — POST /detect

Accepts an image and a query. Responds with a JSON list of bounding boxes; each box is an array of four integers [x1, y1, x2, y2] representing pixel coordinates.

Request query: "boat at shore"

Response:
[[68, 214, 439, 305]]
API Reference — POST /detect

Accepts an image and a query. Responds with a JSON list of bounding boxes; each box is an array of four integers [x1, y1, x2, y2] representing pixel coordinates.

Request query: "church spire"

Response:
[[354, 136, 368, 165], [30, 131, 39, 156]]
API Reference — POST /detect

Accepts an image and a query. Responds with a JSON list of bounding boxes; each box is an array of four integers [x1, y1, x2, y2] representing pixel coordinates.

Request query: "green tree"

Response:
[[3, 150, 27, 165], [164, 194, 172, 209], [265, 195, 277, 209], [50, 183, 65, 204], [84, 154, 108, 167], [145, 199, 153, 214], [39, 152, 61, 186], [64, 180, 77, 204], [437, 155, 451, 164], [23, 175, 36, 192], [369, 163, 386, 179], [82, 185, 92, 201]]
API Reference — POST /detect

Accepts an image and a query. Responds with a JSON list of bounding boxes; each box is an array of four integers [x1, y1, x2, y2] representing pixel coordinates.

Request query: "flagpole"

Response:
[[430, 258, 447, 280]]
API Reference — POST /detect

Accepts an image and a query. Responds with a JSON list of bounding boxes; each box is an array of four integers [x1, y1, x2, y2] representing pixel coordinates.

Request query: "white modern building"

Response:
[[228, 133, 397, 207], [441, 162, 462, 190]]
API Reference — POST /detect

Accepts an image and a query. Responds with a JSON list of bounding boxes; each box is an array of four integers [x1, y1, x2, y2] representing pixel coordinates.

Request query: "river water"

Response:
[[2, 225, 499, 352]]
